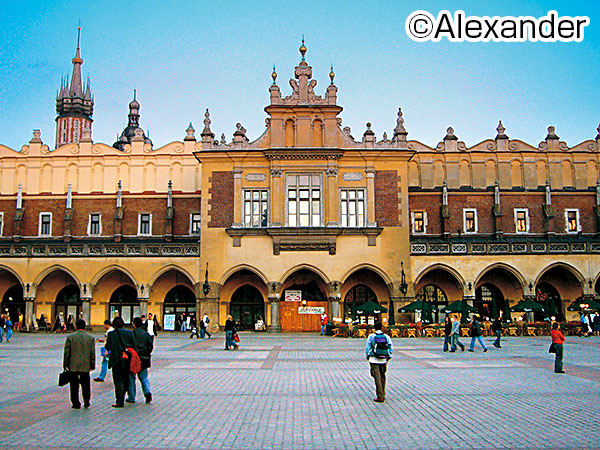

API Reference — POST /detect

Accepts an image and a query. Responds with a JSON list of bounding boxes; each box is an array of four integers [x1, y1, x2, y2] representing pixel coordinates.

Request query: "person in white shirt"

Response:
[[202, 313, 211, 339], [144, 313, 159, 342]]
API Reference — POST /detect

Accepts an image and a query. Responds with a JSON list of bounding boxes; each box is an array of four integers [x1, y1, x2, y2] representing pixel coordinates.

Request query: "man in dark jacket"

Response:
[[492, 316, 503, 348], [63, 319, 95, 409], [127, 317, 154, 404], [105, 316, 137, 408], [468, 315, 488, 352]]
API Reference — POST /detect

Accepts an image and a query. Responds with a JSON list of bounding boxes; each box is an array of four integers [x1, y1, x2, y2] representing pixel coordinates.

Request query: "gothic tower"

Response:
[[55, 27, 94, 148]]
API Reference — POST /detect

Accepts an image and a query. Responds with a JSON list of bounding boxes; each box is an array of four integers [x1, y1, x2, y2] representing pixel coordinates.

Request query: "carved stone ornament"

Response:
[[343, 172, 363, 182], [270, 168, 283, 177], [245, 173, 266, 182], [325, 167, 338, 177]]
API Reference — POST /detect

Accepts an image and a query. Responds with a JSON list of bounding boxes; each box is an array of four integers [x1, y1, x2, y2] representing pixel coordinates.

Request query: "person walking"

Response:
[[492, 316, 503, 348], [143, 313, 159, 342], [0, 313, 5, 342], [224, 315, 238, 350], [62, 319, 95, 409], [5, 316, 13, 343], [365, 321, 393, 403], [127, 317, 153, 404], [449, 315, 465, 352], [105, 316, 137, 408], [468, 315, 488, 352], [202, 313, 212, 339], [550, 322, 566, 373], [94, 320, 113, 382], [320, 311, 328, 336], [442, 315, 452, 352]]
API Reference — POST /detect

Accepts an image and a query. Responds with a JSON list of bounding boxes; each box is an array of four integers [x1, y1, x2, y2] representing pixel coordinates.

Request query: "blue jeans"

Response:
[[320, 324, 325, 335], [443, 335, 451, 351], [451, 334, 464, 351], [470, 335, 487, 351], [553, 343, 564, 372], [181, 322, 187, 332], [493, 330, 502, 347], [0, 326, 3, 342], [6, 328, 12, 342], [127, 368, 151, 401], [225, 330, 237, 349], [98, 354, 109, 380], [200, 328, 206, 339]]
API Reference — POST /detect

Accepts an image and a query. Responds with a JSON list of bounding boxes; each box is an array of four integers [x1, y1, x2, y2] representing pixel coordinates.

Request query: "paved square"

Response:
[[0, 332, 599, 449]]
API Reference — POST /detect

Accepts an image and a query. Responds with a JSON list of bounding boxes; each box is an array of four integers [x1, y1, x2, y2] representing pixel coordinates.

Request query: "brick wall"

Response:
[[375, 170, 399, 227], [409, 190, 598, 235], [208, 171, 234, 228]]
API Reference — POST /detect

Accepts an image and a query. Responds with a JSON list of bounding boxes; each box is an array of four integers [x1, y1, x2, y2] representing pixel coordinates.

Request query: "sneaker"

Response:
[[71, 404, 81, 409], [111, 404, 124, 408], [125, 399, 135, 404], [483, 348, 488, 353], [93, 378, 104, 382], [449, 350, 456, 353], [468, 349, 474, 352], [555, 370, 566, 374], [145, 393, 152, 404], [84, 402, 90, 409], [373, 398, 385, 403]]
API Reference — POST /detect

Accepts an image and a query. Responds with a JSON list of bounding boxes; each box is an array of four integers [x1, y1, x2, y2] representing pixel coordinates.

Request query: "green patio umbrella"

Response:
[[503, 299, 512, 322], [356, 300, 388, 315], [422, 301, 434, 324], [490, 296, 499, 320], [510, 298, 545, 313], [567, 297, 600, 311], [398, 299, 426, 313], [442, 300, 477, 314]]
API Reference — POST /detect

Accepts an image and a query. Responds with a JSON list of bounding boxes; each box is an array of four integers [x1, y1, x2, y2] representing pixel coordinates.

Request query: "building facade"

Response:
[[1, 37, 600, 330]]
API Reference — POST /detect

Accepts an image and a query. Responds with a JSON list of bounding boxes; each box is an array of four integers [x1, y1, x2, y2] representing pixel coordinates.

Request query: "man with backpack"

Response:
[[127, 317, 153, 404], [365, 321, 393, 403], [105, 316, 138, 408]]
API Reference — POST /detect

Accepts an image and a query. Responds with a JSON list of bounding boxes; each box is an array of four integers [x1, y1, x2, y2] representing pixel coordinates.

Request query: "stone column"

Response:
[[328, 297, 340, 319], [389, 296, 402, 325], [365, 168, 377, 227], [139, 298, 149, 318], [81, 283, 93, 327], [25, 297, 35, 331], [269, 297, 281, 332], [232, 168, 243, 228]]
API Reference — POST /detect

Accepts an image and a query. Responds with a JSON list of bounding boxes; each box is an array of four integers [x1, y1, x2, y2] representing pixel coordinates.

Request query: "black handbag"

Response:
[[548, 343, 556, 354], [58, 370, 70, 386]]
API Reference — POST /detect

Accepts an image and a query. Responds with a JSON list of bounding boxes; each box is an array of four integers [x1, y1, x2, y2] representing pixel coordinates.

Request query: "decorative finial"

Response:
[[329, 65, 335, 84], [494, 180, 500, 205], [595, 122, 600, 140], [66, 183, 72, 209], [16, 182, 23, 210], [220, 133, 226, 145], [116, 180, 122, 208], [546, 126, 559, 140], [184, 122, 196, 141], [271, 65, 277, 84], [133, 89, 136, 101], [444, 127, 458, 140], [442, 180, 448, 206], [545, 178, 552, 205], [496, 120, 508, 139], [299, 35, 307, 61], [167, 180, 173, 208]]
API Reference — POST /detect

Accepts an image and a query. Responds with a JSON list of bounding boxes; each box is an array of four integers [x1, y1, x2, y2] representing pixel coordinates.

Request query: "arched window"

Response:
[[344, 284, 377, 320], [2, 284, 24, 325], [109, 285, 139, 325], [55, 284, 81, 327], [230, 285, 264, 330], [415, 284, 448, 323], [474, 284, 505, 320], [536, 282, 563, 322], [163, 285, 196, 330]]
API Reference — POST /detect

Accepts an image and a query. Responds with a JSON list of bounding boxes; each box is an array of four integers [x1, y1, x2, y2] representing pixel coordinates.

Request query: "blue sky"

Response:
[[0, 0, 598, 150]]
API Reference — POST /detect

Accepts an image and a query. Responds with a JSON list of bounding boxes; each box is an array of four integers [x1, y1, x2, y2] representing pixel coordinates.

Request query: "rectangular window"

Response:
[[190, 213, 202, 234], [88, 213, 102, 236], [287, 174, 322, 227], [411, 211, 427, 234], [243, 190, 268, 227], [463, 208, 478, 233], [0, 212, 3, 236], [340, 189, 365, 227], [565, 209, 580, 233], [138, 213, 152, 236], [39, 212, 52, 236], [514, 208, 529, 234]]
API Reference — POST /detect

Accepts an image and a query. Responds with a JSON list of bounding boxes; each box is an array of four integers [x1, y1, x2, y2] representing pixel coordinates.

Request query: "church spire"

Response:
[[70, 26, 84, 97]]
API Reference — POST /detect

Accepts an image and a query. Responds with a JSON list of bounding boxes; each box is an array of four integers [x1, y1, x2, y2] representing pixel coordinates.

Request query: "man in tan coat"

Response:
[[63, 319, 95, 409]]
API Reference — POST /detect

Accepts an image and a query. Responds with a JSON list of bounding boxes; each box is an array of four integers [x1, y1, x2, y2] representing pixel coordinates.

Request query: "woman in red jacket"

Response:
[[550, 322, 565, 374]]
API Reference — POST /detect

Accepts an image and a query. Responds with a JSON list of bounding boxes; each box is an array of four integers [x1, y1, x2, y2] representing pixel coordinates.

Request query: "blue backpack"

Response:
[[373, 334, 391, 359]]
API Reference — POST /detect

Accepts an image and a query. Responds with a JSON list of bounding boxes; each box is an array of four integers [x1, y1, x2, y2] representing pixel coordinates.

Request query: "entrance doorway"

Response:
[[2, 284, 25, 325], [55, 284, 81, 328], [163, 285, 196, 330], [109, 285, 139, 325], [230, 285, 264, 330]]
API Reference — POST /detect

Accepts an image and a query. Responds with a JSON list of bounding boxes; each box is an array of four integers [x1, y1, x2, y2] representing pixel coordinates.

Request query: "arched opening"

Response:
[[536, 282, 563, 322], [92, 268, 137, 325], [280, 268, 328, 332], [474, 284, 505, 320], [536, 265, 583, 321], [2, 284, 24, 325], [415, 285, 448, 323], [109, 285, 139, 325], [163, 285, 196, 331], [54, 284, 81, 329], [231, 285, 265, 331], [344, 284, 378, 324]]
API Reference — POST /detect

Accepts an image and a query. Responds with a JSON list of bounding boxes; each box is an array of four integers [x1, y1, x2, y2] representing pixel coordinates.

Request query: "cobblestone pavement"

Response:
[[0, 332, 599, 450]]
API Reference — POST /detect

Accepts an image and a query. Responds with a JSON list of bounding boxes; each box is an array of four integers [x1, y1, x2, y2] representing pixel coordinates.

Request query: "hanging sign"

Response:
[[298, 306, 325, 314], [285, 290, 302, 302]]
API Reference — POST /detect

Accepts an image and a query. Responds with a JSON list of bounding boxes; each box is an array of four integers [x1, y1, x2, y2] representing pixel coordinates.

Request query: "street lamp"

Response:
[[202, 263, 211, 296], [399, 262, 408, 295]]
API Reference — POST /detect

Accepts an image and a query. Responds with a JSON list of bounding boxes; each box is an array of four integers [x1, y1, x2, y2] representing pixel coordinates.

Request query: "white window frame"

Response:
[[411, 211, 427, 234], [243, 189, 269, 228], [285, 173, 323, 227], [514, 208, 530, 234], [463, 208, 478, 234], [0, 212, 3, 236], [39, 212, 52, 236], [137, 213, 153, 236], [189, 212, 202, 235], [87, 213, 102, 236], [565, 208, 581, 234], [340, 188, 366, 227]]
